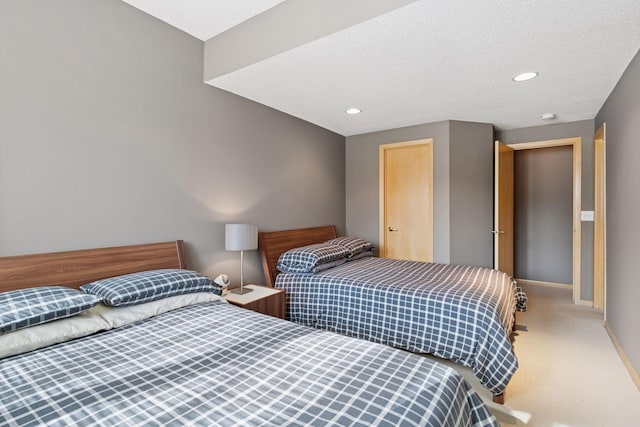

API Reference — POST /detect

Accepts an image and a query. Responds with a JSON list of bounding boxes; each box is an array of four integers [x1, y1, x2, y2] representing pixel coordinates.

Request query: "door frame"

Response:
[[504, 137, 582, 304], [379, 138, 434, 259], [594, 124, 606, 314]]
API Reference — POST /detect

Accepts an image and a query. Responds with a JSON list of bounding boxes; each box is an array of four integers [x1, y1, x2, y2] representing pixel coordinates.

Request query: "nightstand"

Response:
[[225, 285, 286, 319]]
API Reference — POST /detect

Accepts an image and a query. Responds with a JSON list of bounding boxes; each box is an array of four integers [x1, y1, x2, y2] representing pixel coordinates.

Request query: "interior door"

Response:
[[379, 139, 433, 262], [494, 141, 514, 276]]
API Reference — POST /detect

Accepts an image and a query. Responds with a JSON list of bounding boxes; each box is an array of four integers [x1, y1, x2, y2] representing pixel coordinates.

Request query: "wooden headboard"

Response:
[[259, 225, 337, 287], [0, 240, 187, 293]]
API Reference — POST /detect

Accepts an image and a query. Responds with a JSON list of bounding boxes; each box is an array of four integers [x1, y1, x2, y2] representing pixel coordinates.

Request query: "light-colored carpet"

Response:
[[426, 285, 640, 427]]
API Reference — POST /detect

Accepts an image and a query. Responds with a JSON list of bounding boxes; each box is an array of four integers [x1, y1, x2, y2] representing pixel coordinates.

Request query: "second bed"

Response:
[[259, 226, 527, 403]]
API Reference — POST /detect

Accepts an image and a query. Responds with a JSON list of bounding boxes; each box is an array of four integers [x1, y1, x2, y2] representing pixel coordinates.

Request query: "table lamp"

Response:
[[225, 223, 258, 294]]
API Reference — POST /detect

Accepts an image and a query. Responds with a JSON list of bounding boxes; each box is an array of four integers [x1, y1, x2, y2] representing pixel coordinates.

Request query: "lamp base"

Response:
[[230, 287, 253, 294]]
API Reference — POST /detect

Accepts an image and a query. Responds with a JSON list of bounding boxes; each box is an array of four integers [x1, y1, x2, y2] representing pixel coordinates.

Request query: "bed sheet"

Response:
[[0, 301, 497, 427], [276, 257, 527, 395]]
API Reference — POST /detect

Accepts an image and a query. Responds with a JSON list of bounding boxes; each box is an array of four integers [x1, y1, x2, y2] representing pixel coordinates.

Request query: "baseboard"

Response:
[[516, 278, 572, 290], [579, 299, 594, 307], [605, 321, 640, 392]]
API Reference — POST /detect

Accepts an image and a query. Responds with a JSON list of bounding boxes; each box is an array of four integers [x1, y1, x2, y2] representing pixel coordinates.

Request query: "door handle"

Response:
[[388, 226, 398, 232], [491, 230, 506, 235]]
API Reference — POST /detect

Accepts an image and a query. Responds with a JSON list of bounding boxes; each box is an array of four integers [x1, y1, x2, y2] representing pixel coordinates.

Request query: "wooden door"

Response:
[[494, 141, 514, 276], [379, 139, 433, 261], [594, 124, 606, 311]]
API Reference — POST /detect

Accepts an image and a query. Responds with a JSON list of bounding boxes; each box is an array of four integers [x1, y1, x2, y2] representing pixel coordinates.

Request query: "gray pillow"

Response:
[[81, 269, 221, 307], [326, 236, 375, 258], [0, 286, 101, 334], [277, 244, 349, 273]]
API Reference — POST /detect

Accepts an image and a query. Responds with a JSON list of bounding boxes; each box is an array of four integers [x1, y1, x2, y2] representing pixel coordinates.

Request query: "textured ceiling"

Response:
[[124, 0, 640, 136]]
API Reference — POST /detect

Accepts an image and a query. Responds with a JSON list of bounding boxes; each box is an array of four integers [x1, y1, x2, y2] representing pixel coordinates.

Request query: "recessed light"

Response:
[[541, 113, 556, 121], [512, 72, 538, 82], [346, 108, 361, 115]]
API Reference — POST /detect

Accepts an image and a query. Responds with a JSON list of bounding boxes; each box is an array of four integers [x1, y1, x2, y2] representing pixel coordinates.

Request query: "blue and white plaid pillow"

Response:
[[0, 286, 101, 334], [277, 244, 349, 273], [326, 237, 374, 258], [80, 269, 220, 307]]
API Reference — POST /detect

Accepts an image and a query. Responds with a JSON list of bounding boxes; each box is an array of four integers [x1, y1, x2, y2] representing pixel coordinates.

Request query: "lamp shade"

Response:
[[225, 224, 258, 251]]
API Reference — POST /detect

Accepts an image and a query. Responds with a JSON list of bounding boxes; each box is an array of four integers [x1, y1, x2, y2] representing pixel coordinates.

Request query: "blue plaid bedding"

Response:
[[276, 257, 527, 395], [0, 301, 497, 426]]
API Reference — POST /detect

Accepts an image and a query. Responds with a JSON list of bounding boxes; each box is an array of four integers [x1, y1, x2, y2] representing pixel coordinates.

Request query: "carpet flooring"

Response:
[[426, 284, 640, 426]]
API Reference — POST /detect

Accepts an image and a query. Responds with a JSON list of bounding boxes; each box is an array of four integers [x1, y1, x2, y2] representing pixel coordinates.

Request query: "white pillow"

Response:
[[95, 292, 225, 328], [0, 292, 225, 359], [0, 306, 108, 359]]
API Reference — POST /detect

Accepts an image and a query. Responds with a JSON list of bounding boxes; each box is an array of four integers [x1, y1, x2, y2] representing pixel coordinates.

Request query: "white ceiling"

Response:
[[122, 0, 286, 41], [123, 0, 640, 136]]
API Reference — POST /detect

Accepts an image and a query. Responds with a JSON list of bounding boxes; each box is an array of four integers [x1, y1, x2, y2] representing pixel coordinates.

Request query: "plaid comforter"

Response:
[[276, 257, 527, 395], [0, 301, 497, 426]]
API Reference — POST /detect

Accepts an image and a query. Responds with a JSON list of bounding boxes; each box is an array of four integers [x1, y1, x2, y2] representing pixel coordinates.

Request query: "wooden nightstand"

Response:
[[225, 285, 286, 319]]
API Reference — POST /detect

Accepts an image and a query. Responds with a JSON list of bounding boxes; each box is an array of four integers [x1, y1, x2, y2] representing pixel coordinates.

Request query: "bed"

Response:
[[0, 240, 498, 426], [259, 226, 527, 404]]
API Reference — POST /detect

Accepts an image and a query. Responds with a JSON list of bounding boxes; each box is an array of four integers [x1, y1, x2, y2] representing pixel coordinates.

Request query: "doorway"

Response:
[[495, 137, 582, 304], [379, 139, 433, 261]]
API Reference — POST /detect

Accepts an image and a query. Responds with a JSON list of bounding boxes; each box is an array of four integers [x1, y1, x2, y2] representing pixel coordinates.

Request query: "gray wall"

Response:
[[345, 120, 494, 266], [449, 121, 494, 267], [346, 121, 450, 262], [0, 0, 346, 285], [596, 48, 640, 378], [514, 146, 573, 283], [496, 119, 595, 301]]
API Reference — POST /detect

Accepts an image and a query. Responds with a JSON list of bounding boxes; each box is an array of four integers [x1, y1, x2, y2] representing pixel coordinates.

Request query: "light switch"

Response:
[[581, 211, 595, 221]]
